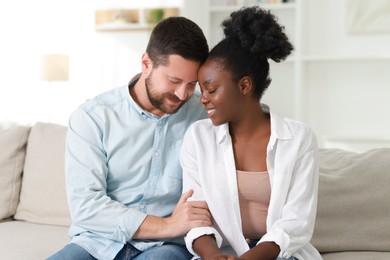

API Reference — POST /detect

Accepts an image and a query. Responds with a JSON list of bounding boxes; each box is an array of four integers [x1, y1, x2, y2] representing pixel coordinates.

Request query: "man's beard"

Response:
[[145, 75, 185, 114]]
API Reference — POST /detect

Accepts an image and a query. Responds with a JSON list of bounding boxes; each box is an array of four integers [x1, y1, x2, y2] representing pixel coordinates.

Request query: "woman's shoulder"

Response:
[[190, 118, 214, 130], [186, 119, 223, 140], [270, 111, 316, 142], [284, 117, 313, 133], [267, 105, 309, 130]]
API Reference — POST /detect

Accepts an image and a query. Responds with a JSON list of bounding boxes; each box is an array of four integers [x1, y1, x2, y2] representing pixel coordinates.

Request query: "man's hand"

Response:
[[164, 189, 212, 237], [133, 189, 211, 239]]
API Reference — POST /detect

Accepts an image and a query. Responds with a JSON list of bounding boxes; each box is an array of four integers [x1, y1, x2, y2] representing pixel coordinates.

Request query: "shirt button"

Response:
[[140, 204, 145, 209], [154, 151, 159, 158]]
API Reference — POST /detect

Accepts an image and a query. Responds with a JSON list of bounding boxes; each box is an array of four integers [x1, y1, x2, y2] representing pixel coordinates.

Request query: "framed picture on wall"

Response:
[[346, 0, 390, 34]]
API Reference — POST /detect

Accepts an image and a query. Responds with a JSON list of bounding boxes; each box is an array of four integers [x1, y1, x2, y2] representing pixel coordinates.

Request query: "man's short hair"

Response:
[[146, 16, 209, 67]]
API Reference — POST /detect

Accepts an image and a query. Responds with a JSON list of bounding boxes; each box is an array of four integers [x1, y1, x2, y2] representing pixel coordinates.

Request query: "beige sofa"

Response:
[[0, 122, 389, 260], [0, 123, 70, 259]]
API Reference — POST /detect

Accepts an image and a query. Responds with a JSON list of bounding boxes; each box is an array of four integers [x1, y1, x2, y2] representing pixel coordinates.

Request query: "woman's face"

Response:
[[198, 59, 242, 126]]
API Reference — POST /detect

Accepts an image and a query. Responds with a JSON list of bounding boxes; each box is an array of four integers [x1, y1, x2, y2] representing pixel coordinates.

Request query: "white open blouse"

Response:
[[180, 105, 322, 260]]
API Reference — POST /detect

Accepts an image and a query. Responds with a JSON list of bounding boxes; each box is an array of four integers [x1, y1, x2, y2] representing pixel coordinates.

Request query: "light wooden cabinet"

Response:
[[95, 7, 179, 31]]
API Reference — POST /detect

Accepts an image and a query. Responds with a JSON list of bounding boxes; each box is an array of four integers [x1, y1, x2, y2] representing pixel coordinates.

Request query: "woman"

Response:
[[180, 6, 322, 260]]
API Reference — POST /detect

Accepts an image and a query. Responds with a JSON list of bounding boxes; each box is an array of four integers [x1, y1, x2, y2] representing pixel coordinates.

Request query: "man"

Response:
[[48, 17, 211, 260]]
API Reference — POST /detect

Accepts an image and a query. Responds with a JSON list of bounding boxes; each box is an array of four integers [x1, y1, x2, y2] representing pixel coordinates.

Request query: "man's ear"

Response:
[[239, 76, 253, 95], [141, 52, 153, 76]]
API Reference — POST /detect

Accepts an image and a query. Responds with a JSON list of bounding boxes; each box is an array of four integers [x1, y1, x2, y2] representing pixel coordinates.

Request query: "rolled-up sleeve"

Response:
[[184, 227, 223, 257]]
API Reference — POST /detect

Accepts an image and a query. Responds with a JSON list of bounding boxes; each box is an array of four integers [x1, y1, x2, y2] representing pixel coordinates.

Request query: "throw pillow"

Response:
[[0, 126, 31, 220], [14, 122, 70, 226]]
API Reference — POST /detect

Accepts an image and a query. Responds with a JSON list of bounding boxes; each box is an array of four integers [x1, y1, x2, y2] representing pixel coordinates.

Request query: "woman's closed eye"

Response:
[[200, 88, 216, 98], [207, 88, 216, 94]]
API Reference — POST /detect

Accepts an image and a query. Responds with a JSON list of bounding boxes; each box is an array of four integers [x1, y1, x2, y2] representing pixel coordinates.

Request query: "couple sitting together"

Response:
[[49, 6, 321, 260]]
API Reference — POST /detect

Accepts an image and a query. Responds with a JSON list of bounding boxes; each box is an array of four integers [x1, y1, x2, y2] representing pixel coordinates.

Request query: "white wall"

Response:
[[1, 0, 389, 150], [301, 0, 390, 149], [1, 0, 96, 125], [303, 0, 390, 57], [0, 0, 180, 126]]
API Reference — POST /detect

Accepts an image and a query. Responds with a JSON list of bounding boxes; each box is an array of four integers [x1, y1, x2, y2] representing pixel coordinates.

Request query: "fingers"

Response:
[[177, 189, 193, 205], [172, 190, 214, 230], [188, 207, 212, 221], [184, 198, 211, 221], [191, 218, 212, 228], [187, 200, 209, 210], [186, 207, 212, 228]]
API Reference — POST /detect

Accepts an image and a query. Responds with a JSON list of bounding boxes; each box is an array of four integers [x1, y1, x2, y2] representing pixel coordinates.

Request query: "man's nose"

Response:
[[174, 84, 190, 101]]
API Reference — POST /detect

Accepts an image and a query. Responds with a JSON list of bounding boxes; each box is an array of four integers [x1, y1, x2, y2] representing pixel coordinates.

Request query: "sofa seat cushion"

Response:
[[312, 148, 390, 253], [322, 251, 390, 260], [0, 126, 31, 220], [14, 122, 70, 226], [0, 221, 70, 260]]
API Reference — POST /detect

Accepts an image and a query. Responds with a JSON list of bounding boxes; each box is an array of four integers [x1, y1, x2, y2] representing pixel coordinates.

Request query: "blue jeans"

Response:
[[47, 242, 192, 260]]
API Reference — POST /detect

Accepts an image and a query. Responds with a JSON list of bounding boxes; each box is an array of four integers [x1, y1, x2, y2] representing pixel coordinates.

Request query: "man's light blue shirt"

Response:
[[65, 79, 207, 260]]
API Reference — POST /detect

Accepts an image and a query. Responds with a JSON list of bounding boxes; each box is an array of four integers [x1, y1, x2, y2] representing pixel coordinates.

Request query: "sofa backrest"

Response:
[[0, 126, 31, 220], [11, 122, 71, 226], [311, 148, 390, 253]]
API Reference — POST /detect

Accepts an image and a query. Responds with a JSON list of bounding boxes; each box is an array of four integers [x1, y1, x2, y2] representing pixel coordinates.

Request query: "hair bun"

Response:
[[222, 6, 293, 62]]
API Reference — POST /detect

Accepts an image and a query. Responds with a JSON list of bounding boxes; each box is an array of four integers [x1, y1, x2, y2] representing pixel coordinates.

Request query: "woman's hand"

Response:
[[193, 234, 236, 260], [238, 242, 280, 260], [204, 253, 238, 260]]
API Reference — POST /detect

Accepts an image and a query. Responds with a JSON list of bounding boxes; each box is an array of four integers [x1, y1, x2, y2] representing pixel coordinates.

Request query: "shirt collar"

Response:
[[267, 106, 292, 141], [215, 104, 293, 145], [127, 73, 144, 116], [266, 104, 293, 149], [216, 123, 229, 144]]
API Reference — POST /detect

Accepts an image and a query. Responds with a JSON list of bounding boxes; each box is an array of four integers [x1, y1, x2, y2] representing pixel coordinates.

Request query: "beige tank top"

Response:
[[237, 170, 271, 239]]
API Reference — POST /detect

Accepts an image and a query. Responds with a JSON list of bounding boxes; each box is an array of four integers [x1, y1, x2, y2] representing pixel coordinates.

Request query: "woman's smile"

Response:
[[207, 108, 216, 117]]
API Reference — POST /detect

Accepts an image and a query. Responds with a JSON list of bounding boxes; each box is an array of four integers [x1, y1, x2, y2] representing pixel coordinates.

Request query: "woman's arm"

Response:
[[180, 124, 225, 257], [194, 235, 237, 260]]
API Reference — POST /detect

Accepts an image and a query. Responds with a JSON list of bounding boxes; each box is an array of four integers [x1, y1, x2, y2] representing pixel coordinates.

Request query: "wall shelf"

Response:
[[95, 22, 154, 32], [95, 8, 179, 32]]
